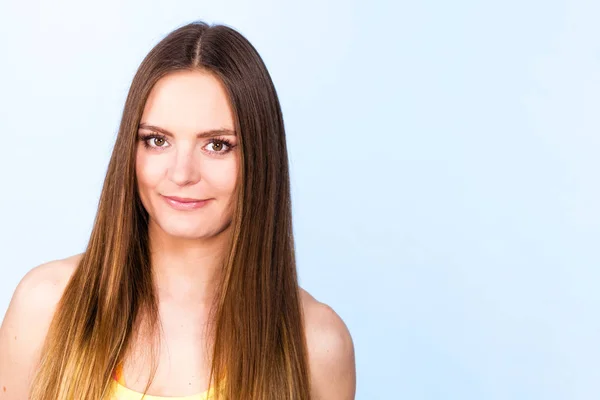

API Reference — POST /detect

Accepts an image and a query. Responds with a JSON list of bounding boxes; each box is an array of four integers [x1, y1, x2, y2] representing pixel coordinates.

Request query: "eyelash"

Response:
[[138, 133, 235, 155]]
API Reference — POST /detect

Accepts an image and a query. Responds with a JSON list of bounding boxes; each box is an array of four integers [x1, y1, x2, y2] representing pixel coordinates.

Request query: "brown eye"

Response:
[[204, 139, 233, 154], [138, 134, 170, 150], [212, 142, 223, 151]]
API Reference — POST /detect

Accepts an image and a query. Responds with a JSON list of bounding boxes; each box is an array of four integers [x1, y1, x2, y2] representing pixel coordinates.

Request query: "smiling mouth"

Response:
[[163, 195, 206, 203], [162, 195, 211, 210]]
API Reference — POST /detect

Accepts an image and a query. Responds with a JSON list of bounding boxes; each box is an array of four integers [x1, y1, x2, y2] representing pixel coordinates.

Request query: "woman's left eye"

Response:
[[205, 140, 232, 153]]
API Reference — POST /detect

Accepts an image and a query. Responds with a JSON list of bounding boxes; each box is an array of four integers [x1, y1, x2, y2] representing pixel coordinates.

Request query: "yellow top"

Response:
[[110, 364, 214, 400]]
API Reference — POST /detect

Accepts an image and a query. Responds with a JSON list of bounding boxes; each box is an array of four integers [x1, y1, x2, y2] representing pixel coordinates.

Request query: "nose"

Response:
[[167, 146, 201, 186]]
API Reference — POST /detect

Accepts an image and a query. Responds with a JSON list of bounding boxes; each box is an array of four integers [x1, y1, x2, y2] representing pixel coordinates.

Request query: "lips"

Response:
[[164, 196, 204, 203], [162, 195, 211, 211]]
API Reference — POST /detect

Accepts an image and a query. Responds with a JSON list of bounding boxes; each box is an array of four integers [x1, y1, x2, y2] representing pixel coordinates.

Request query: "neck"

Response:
[[147, 220, 231, 305]]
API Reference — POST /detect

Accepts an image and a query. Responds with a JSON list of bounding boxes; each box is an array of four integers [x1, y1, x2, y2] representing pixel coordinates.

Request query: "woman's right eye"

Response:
[[149, 137, 166, 147], [139, 134, 170, 149]]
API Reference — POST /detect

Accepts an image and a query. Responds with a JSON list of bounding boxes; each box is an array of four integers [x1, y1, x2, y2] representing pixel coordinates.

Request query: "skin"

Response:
[[0, 70, 356, 399]]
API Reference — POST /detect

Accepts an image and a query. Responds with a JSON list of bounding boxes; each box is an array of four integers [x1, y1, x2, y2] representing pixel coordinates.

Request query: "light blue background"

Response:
[[1, 1, 599, 399]]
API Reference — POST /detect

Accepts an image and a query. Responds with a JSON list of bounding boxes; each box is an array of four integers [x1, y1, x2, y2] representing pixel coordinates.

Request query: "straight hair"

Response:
[[29, 21, 310, 400]]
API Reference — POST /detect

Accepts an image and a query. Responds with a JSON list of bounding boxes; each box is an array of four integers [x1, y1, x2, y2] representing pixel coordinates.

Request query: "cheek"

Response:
[[204, 158, 238, 195], [136, 152, 165, 190]]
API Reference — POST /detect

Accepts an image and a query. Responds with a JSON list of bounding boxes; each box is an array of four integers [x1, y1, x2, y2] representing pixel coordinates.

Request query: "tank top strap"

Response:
[[113, 362, 127, 386]]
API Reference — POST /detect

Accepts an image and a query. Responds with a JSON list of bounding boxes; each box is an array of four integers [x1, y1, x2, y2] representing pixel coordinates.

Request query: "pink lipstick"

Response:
[[162, 195, 211, 211]]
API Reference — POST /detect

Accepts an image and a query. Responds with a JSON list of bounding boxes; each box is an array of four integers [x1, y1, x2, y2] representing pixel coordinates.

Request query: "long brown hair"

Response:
[[29, 21, 310, 400]]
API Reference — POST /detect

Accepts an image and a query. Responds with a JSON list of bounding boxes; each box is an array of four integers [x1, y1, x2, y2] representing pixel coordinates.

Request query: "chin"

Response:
[[154, 216, 232, 240], [160, 223, 214, 239]]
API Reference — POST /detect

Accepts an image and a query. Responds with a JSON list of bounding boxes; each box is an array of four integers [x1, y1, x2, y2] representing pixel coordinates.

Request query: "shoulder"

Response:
[[5, 253, 81, 321], [299, 288, 356, 400], [0, 253, 81, 397]]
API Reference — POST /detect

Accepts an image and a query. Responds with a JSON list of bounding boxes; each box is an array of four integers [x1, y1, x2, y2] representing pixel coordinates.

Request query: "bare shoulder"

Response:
[[299, 288, 356, 400], [0, 253, 81, 398], [4, 253, 81, 322]]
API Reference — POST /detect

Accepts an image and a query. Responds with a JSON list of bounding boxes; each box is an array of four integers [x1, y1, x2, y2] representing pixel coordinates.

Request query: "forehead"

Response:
[[140, 69, 235, 133]]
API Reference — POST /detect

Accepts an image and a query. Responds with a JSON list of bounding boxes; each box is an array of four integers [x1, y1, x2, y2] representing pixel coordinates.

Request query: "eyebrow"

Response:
[[138, 123, 236, 139]]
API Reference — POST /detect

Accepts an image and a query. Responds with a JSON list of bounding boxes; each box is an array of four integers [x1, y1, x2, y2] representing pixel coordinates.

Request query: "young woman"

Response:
[[0, 21, 355, 400]]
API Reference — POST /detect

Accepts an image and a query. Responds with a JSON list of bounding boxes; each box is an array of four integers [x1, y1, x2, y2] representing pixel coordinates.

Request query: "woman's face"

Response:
[[136, 69, 238, 240]]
